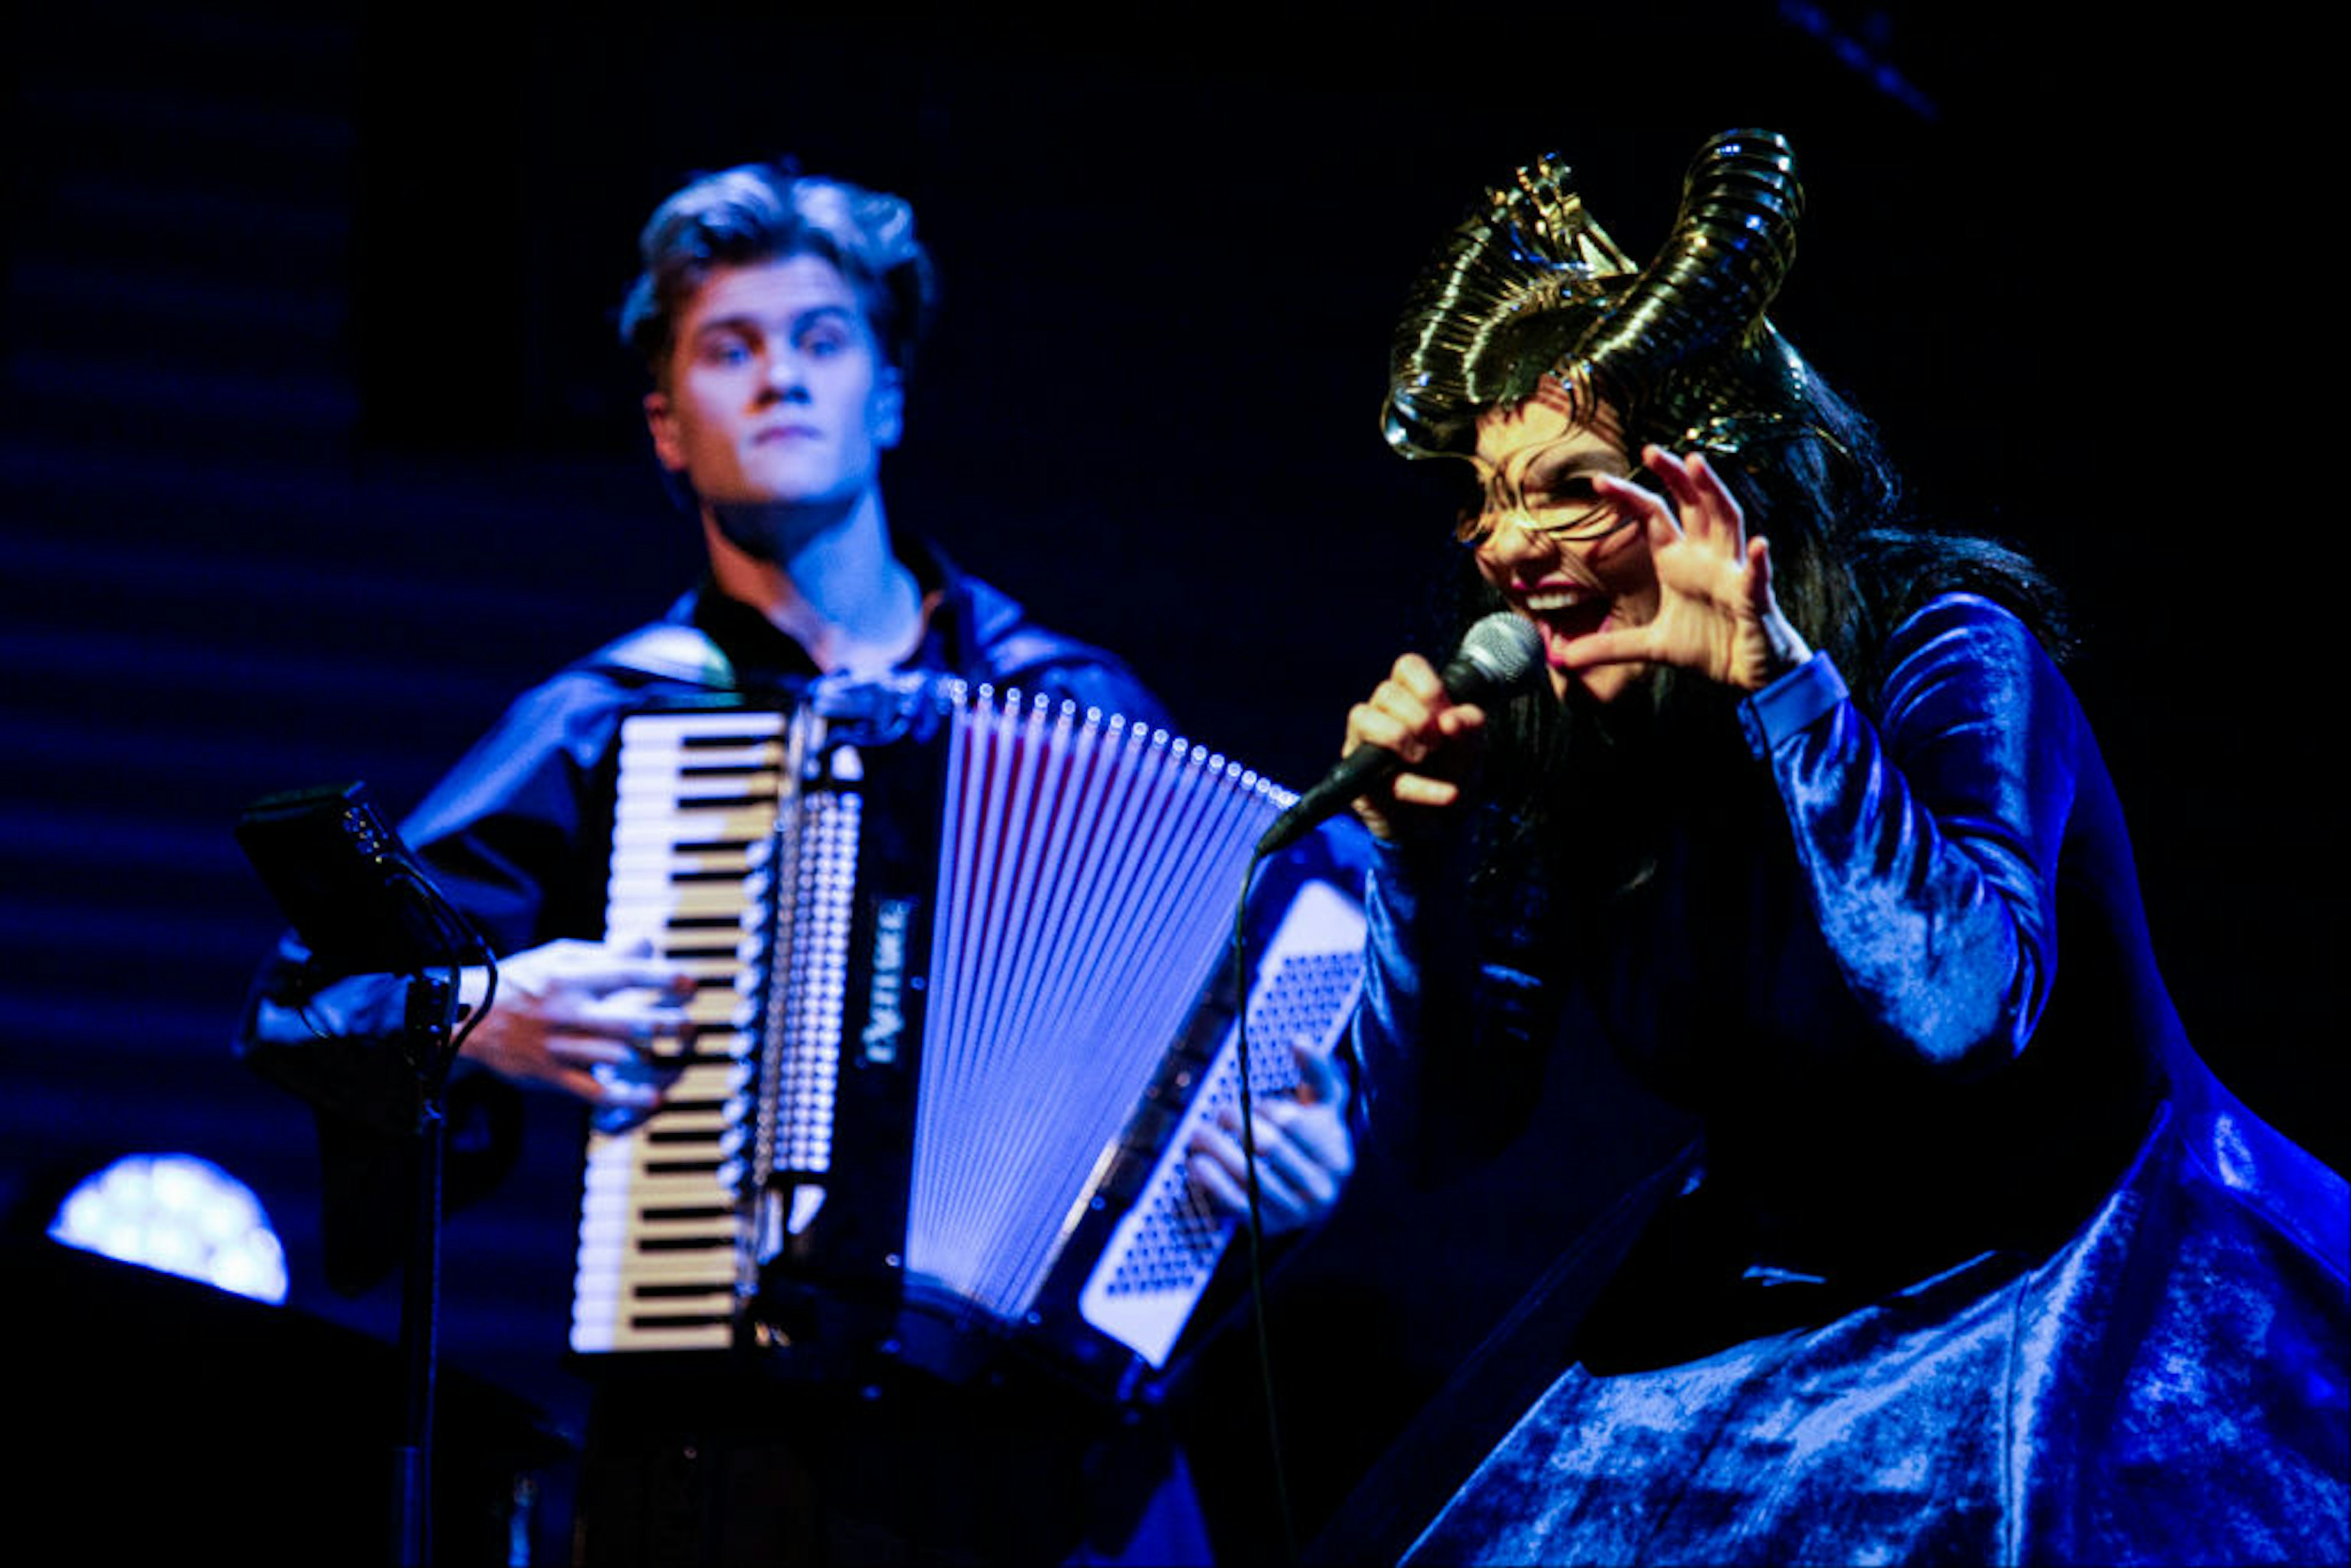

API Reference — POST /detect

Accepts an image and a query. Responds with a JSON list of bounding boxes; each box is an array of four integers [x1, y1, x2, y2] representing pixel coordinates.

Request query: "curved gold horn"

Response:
[[1562, 129, 1803, 423]]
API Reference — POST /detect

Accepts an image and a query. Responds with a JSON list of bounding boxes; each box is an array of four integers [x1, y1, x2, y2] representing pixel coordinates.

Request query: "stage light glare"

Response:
[[49, 1153, 290, 1305]]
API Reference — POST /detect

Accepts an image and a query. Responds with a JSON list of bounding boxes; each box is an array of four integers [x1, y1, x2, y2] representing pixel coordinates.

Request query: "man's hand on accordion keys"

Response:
[[456, 937, 699, 1120], [1185, 1041, 1356, 1236]]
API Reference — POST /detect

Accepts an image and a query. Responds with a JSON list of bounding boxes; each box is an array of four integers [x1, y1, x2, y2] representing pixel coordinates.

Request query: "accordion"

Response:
[[568, 674, 1365, 1393]]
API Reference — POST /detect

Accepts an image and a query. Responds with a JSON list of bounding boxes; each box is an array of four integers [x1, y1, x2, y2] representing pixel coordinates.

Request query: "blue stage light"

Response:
[[48, 1152, 289, 1305]]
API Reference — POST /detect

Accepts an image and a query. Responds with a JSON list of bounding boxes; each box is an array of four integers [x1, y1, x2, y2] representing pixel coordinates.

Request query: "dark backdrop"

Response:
[[1, 2, 2330, 1561]]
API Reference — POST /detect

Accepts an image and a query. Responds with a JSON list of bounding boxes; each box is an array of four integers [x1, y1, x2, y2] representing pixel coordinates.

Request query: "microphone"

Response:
[[1255, 612, 1543, 857]]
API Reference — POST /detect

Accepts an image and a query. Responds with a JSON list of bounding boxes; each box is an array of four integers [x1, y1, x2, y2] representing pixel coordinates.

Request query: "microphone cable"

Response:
[[1229, 842, 1300, 1563]]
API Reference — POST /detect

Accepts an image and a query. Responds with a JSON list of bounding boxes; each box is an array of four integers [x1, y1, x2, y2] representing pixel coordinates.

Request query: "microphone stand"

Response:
[[231, 781, 495, 1568], [392, 967, 457, 1568]]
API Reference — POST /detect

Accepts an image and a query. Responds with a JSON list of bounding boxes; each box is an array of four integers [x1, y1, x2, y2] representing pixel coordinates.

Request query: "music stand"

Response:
[[236, 781, 496, 1568]]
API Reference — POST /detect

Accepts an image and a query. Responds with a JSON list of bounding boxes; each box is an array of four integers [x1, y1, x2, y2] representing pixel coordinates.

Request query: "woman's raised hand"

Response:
[[1578, 448, 1812, 692]]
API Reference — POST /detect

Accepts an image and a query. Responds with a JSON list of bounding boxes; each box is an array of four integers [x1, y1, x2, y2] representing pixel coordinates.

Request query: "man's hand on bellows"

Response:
[[1187, 1041, 1355, 1235]]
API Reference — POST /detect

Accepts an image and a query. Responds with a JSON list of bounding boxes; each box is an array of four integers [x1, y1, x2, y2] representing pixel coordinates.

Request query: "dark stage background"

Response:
[[1, 3, 2331, 1561]]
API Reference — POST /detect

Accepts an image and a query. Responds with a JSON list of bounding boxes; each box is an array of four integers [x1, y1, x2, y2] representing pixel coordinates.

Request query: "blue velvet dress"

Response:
[[1352, 594, 2348, 1565]]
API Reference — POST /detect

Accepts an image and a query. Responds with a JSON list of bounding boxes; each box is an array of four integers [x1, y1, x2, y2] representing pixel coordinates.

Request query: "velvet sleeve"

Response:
[[1739, 593, 2077, 1076], [1349, 827, 1563, 1180]]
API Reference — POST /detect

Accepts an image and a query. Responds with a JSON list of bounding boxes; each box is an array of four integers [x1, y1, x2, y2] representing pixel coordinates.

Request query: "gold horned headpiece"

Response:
[[1382, 129, 1810, 463]]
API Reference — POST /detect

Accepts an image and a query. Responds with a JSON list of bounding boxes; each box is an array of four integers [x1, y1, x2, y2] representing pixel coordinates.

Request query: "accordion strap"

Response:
[[583, 619, 1136, 711]]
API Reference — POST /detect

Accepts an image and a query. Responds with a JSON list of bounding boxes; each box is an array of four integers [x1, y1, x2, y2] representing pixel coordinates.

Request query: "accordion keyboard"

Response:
[[571, 708, 789, 1354]]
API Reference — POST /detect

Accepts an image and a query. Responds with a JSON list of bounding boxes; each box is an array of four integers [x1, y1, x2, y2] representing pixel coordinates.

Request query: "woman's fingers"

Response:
[[1343, 650, 1494, 838], [1346, 696, 1418, 760], [1346, 655, 1487, 812], [1594, 470, 1676, 537], [1639, 448, 1745, 557], [1551, 625, 1654, 672], [1389, 771, 1467, 810], [1745, 535, 1775, 617], [1689, 453, 1747, 555]]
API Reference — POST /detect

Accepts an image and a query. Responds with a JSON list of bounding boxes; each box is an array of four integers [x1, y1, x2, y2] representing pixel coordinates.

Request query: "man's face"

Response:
[[644, 254, 902, 519]]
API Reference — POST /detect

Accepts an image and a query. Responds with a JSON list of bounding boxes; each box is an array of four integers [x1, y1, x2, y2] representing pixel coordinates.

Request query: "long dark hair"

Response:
[[1436, 342, 2068, 902]]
